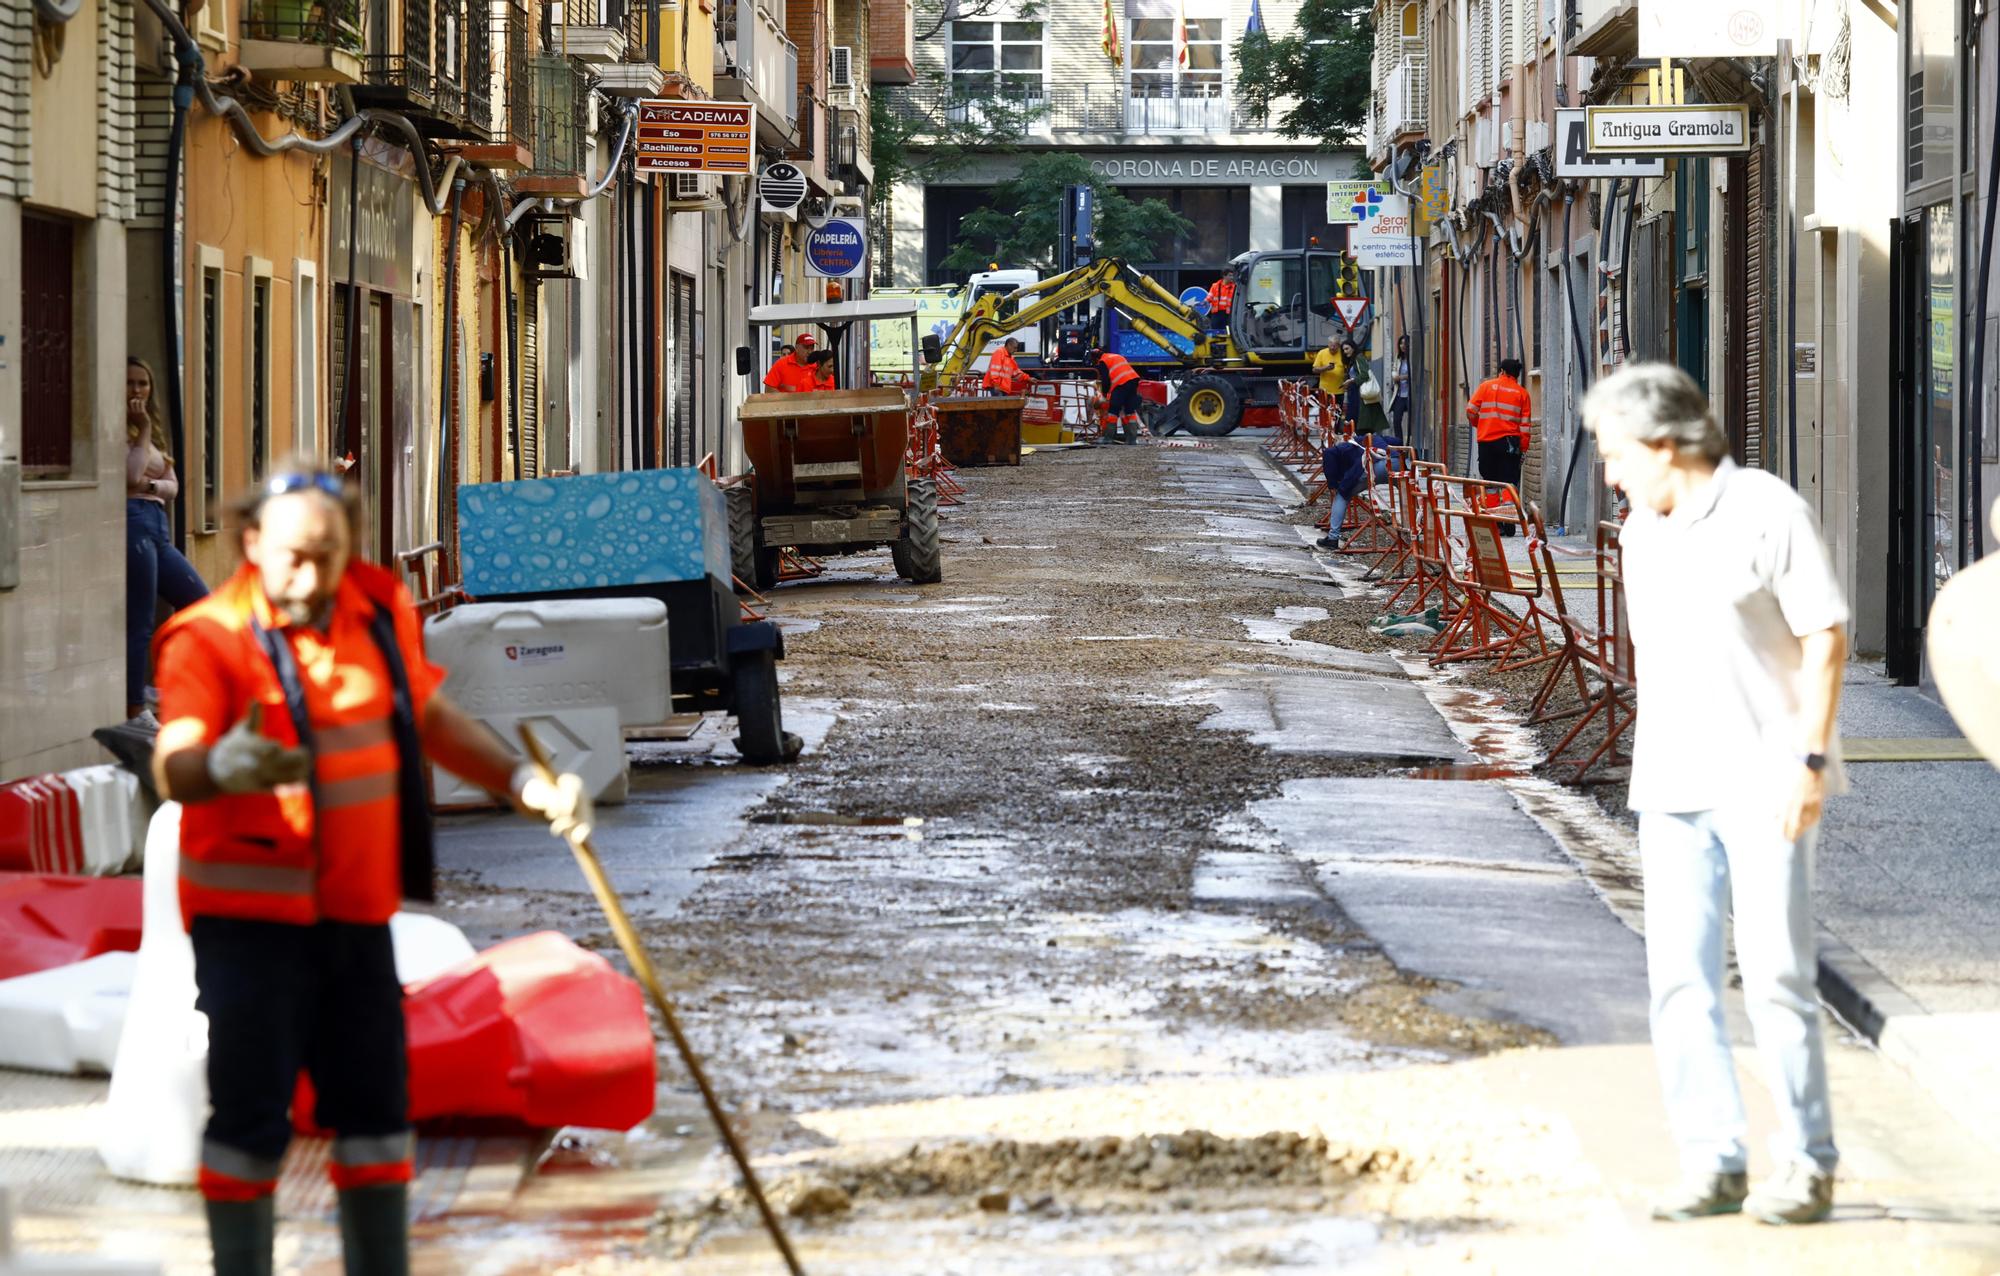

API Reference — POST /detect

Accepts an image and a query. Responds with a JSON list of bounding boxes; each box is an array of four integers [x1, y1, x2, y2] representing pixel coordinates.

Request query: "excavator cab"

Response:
[[1229, 249, 1345, 358]]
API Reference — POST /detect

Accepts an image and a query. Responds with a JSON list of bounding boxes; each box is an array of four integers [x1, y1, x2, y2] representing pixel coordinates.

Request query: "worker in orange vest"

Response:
[[1093, 347, 1144, 445], [810, 347, 839, 392], [1204, 267, 1238, 335], [763, 333, 821, 392], [1466, 356, 1533, 535], [150, 465, 591, 1276], [982, 337, 1031, 396]]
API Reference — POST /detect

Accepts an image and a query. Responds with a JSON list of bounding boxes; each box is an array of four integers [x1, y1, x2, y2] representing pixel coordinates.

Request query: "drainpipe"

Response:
[[162, 41, 195, 550], [437, 180, 465, 557]]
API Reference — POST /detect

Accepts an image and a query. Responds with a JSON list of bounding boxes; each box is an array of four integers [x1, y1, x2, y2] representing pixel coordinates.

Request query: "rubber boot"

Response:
[[204, 1196, 275, 1276], [337, 1184, 410, 1276]]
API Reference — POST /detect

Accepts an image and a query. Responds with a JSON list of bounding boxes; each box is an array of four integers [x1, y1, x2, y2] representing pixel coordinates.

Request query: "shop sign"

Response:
[[329, 156, 416, 294], [1638, 0, 1777, 58], [1555, 110, 1666, 178], [804, 219, 867, 278], [1587, 104, 1752, 155], [1325, 180, 1375, 225], [1351, 192, 1417, 268], [634, 101, 756, 175]]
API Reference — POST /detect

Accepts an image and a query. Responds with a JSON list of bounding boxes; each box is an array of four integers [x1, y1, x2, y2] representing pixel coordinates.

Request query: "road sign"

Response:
[[1351, 192, 1417, 268], [804, 219, 867, 278], [633, 101, 756, 175], [1586, 104, 1751, 155], [1333, 298, 1368, 330], [1179, 286, 1212, 315], [1554, 109, 1665, 178]]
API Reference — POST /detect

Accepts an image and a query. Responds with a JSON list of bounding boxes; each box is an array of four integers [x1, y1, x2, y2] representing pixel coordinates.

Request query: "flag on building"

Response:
[[1103, 0, 1122, 65], [1245, 0, 1266, 36], [1175, 0, 1189, 67]]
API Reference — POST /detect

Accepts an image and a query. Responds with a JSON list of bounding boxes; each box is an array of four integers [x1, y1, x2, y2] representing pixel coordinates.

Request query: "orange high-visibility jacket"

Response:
[[763, 353, 817, 393], [982, 345, 1030, 394], [153, 562, 444, 929], [1467, 374, 1532, 443], [1206, 278, 1237, 315], [1098, 351, 1140, 388]]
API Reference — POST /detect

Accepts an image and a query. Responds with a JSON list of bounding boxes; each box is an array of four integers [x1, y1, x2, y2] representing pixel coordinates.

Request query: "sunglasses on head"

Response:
[[262, 472, 345, 500]]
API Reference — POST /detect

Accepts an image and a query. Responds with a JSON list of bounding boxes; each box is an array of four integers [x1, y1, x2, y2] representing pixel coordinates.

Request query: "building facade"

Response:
[[880, 0, 1361, 294], [1361, 0, 1902, 662]]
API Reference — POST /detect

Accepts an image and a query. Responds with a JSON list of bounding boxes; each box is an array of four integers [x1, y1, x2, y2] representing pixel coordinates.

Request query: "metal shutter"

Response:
[[1742, 147, 1767, 470], [522, 302, 540, 478], [673, 274, 695, 466]]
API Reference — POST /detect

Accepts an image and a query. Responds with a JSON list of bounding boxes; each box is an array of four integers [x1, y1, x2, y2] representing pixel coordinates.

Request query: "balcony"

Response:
[[594, 0, 667, 97], [239, 0, 364, 83], [354, 0, 436, 115], [1382, 52, 1425, 141], [716, 0, 800, 146], [516, 56, 594, 194], [455, 0, 538, 168], [833, 103, 872, 187], [1572, 0, 1636, 55], [880, 83, 1274, 139]]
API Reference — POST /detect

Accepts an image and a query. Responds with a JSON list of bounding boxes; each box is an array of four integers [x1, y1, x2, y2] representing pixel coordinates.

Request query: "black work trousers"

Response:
[[1476, 435, 1524, 533], [191, 917, 409, 1185]]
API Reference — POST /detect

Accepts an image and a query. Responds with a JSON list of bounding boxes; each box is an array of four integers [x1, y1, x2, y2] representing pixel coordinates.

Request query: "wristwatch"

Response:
[[1801, 752, 1828, 773]]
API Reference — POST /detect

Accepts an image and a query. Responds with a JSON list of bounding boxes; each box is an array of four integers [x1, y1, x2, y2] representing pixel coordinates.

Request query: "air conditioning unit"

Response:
[[758, 160, 808, 220], [830, 45, 854, 90], [1473, 115, 1498, 168], [671, 172, 711, 202], [521, 212, 581, 280]]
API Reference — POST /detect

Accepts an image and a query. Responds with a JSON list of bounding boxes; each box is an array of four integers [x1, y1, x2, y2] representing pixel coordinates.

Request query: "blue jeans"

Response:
[[1640, 809, 1838, 1176], [127, 498, 208, 706]]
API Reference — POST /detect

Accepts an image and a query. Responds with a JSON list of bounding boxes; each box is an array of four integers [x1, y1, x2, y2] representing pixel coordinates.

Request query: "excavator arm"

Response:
[[926, 259, 1221, 390]]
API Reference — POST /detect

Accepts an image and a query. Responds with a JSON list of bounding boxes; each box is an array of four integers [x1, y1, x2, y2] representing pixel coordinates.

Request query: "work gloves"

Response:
[[206, 703, 312, 794], [511, 766, 595, 843]]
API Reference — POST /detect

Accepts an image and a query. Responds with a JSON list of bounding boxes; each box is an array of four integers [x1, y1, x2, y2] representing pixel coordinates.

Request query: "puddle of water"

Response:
[[750, 811, 926, 829], [1406, 764, 1525, 781]]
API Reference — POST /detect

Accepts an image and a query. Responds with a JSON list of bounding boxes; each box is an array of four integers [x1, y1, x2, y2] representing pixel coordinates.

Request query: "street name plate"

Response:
[[1586, 104, 1751, 155]]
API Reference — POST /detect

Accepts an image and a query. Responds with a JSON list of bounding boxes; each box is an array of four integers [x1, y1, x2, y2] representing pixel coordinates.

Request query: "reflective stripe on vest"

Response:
[[180, 856, 317, 897], [1099, 353, 1139, 386]]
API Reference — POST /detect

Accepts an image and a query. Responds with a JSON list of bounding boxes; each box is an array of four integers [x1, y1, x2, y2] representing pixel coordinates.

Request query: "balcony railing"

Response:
[[1382, 51, 1425, 139], [881, 82, 1271, 137], [716, 0, 800, 138], [242, 0, 362, 49], [363, 0, 434, 99], [525, 55, 592, 175]]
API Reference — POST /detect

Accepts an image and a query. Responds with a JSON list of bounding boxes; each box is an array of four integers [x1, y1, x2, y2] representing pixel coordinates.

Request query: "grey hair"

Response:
[[1580, 362, 1729, 463]]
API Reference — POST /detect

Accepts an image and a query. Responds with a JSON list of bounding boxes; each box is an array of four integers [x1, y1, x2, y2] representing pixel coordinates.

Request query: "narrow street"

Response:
[[417, 439, 2000, 1274]]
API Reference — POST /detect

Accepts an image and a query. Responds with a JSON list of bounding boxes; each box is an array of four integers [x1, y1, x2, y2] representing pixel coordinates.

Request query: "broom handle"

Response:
[[518, 727, 804, 1275]]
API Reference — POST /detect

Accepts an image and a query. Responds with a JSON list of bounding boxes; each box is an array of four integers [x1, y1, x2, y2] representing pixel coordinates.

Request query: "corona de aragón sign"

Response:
[[804, 219, 868, 279]]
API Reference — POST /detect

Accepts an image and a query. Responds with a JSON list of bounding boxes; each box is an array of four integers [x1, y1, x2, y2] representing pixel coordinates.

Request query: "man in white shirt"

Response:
[[1583, 363, 1845, 1226]]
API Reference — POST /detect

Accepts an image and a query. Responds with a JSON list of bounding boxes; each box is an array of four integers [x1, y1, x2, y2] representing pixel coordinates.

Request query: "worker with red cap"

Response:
[[764, 334, 821, 393], [150, 462, 591, 1276]]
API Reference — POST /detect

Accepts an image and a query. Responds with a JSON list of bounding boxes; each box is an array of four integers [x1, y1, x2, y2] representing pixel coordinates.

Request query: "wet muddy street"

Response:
[[425, 438, 2000, 1275]]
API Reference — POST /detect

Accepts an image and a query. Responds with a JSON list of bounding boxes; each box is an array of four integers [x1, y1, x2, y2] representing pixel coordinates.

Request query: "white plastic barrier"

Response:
[[424, 600, 671, 807], [0, 953, 135, 1074], [96, 804, 479, 1186], [61, 766, 144, 875], [0, 1187, 160, 1274]]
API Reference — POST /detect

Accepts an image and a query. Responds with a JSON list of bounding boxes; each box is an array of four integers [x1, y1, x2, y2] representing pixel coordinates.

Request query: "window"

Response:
[[295, 261, 320, 457], [1129, 13, 1224, 99], [197, 252, 224, 531], [20, 214, 79, 481], [247, 262, 273, 480], [196, 0, 226, 47], [949, 21, 1044, 99]]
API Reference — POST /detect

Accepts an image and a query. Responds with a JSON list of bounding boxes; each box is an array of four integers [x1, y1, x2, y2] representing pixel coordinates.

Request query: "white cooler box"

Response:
[[424, 599, 671, 807]]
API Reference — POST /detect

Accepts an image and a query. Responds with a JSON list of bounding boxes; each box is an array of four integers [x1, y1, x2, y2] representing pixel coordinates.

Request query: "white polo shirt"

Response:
[[1619, 460, 1850, 814]]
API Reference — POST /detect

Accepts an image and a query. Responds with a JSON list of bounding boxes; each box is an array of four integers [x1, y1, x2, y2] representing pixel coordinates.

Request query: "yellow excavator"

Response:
[[924, 250, 1364, 436]]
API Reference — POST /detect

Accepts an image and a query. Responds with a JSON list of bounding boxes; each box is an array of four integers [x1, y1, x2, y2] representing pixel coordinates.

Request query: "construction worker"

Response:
[[982, 337, 1031, 396], [1466, 356, 1533, 535], [1312, 333, 1348, 415], [809, 347, 839, 392], [1204, 267, 1238, 335], [763, 333, 820, 392], [150, 464, 592, 1276], [1093, 346, 1143, 445]]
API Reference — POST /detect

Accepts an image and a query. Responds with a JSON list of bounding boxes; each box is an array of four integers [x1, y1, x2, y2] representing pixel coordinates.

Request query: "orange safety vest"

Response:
[[1206, 279, 1237, 314], [153, 562, 445, 929], [1467, 374, 1532, 443], [982, 346, 1028, 394], [1098, 351, 1140, 388], [763, 354, 817, 393]]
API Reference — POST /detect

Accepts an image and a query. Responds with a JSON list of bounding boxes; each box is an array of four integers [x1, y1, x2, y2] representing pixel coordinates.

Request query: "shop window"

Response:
[[248, 264, 272, 481], [19, 213, 80, 481], [196, 250, 225, 531], [950, 21, 1045, 100], [295, 262, 319, 457]]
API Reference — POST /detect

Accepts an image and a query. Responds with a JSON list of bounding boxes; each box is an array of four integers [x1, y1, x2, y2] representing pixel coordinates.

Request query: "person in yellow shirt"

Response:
[[1312, 333, 1347, 412]]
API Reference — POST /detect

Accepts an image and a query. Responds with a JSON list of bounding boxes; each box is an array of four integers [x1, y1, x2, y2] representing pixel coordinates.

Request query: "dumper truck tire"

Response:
[[894, 478, 944, 584], [726, 484, 759, 593], [731, 649, 790, 764], [1178, 375, 1241, 437]]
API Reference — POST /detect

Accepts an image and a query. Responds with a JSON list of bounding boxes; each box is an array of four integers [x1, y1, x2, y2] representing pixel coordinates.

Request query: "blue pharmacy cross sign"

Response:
[[804, 218, 867, 278]]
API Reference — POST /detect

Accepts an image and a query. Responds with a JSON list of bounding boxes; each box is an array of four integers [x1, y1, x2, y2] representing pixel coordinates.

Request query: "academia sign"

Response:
[[633, 101, 756, 175], [1587, 104, 1751, 155], [1555, 110, 1665, 178]]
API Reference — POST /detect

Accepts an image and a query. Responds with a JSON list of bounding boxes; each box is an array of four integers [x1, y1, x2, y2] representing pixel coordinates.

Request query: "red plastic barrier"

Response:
[[0, 872, 145, 980], [0, 776, 84, 875], [296, 931, 656, 1133]]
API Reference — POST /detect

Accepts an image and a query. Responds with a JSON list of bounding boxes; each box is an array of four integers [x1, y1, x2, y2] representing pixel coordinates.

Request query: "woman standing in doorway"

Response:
[[125, 357, 207, 719]]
